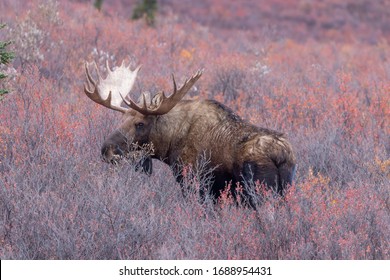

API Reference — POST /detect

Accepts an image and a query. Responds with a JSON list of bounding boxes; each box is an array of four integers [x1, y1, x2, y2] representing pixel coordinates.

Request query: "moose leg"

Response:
[[242, 159, 297, 198], [170, 164, 190, 198], [239, 160, 283, 208]]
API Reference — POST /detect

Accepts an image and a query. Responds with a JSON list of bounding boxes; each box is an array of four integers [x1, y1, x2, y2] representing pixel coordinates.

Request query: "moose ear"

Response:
[[141, 157, 153, 175]]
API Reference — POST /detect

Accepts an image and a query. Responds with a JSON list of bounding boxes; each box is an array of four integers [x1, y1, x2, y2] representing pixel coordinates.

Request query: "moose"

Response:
[[84, 60, 296, 204]]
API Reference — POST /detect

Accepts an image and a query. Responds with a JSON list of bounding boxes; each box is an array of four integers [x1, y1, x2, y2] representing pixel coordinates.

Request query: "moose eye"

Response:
[[135, 122, 144, 129]]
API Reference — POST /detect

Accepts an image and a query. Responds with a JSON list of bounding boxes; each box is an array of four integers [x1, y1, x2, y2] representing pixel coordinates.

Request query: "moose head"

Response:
[[84, 60, 203, 174]]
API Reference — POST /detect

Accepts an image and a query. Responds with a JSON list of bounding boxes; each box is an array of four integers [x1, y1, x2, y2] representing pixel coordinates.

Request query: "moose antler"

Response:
[[84, 60, 141, 113], [121, 69, 203, 115]]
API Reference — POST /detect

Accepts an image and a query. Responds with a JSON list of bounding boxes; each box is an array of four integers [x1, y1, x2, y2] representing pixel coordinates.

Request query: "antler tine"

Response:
[[120, 91, 151, 115], [84, 62, 95, 89], [124, 68, 203, 115], [84, 62, 99, 97], [106, 60, 111, 73], [93, 60, 103, 81], [167, 68, 203, 104], [141, 93, 149, 110], [83, 60, 128, 113], [172, 74, 177, 94]]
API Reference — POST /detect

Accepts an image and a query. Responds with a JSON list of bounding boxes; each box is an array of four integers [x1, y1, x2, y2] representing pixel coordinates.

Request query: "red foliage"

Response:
[[0, 0, 388, 260]]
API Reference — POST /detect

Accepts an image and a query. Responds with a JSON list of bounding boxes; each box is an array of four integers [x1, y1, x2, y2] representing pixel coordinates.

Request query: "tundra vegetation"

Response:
[[0, 0, 389, 259]]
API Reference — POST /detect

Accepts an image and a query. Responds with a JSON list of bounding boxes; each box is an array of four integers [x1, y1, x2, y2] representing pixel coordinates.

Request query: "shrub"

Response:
[[94, 0, 104, 11], [132, 0, 158, 26], [0, 24, 14, 97]]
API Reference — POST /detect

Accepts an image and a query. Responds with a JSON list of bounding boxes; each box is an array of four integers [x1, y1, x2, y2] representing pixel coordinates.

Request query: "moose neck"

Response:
[[148, 101, 197, 163]]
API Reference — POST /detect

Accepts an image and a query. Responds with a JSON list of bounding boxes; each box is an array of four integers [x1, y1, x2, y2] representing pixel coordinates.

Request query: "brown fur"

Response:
[[102, 98, 296, 201]]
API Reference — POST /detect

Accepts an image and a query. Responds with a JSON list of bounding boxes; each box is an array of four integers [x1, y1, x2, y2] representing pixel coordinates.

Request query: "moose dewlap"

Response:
[[84, 60, 296, 204]]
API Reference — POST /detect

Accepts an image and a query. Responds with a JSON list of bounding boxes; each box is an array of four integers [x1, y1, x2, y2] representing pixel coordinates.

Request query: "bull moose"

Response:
[[84, 60, 296, 204]]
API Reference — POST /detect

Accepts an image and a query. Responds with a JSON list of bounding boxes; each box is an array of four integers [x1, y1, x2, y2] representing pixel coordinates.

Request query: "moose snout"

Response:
[[101, 130, 128, 163], [101, 144, 124, 163]]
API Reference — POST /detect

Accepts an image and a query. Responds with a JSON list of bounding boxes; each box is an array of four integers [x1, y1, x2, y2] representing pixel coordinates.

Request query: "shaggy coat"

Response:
[[103, 99, 296, 198]]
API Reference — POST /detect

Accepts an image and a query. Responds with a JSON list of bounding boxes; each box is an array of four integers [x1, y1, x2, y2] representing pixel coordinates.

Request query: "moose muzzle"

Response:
[[101, 130, 128, 163]]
